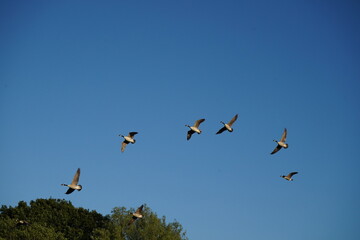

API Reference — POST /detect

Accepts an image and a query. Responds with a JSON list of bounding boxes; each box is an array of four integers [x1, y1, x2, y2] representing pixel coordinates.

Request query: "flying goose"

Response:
[[61, 168, 82, 194], [281, 172, 298, 181], [216, 114, 238, 134], [185, 118, 205, 140], [119, 132, 138, 152], [271, 128, 288, 154], [128, 204, 144, 225], [16, 219, 30, 227]]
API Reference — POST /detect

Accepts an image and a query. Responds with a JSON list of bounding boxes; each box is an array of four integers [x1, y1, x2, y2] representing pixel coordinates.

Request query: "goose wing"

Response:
[[193, 118, 205, 128], [121, 141, 128, 152], [288, 172, 298, 177], [227, 114, 238, 126], [216, 126, 227, 134], [128, 132, 138, 138], [71, 168, 80, 185], [128, 216, 137, 225], [187, 130, 195, 140], [135, 205, 144, 214], [65, 188, 75, 194], [280, 128, 287, 142], [271, 145, 282, 154]]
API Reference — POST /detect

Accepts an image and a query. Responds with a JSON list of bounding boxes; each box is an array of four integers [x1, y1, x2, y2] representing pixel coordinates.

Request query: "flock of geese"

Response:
[[60, 114, 298, 225]]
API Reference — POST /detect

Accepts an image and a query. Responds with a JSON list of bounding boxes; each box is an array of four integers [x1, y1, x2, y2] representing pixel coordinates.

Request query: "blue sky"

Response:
[[1, 0, 360, 239]]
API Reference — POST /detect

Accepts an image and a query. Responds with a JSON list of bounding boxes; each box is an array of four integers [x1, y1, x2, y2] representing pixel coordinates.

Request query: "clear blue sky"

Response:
[[1, 0, 360, 239]]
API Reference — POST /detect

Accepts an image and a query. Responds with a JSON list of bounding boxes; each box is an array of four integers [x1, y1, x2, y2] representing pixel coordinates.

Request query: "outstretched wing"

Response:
[[65, 188, 75, 194], [228, 114, 238, 126], [187, 130, 195, 140], [271, 145, 282, 154], [216, 126, 227, 135], [129, 132, 138, 138], [194, 119, 205, 128], [288, 172, 298, 177], [71, 168, 80, 185], [128, 216, 137, 225], [121, 141, 128, 152], [136, 205, 144, 214], [280, 128, 287, 142]]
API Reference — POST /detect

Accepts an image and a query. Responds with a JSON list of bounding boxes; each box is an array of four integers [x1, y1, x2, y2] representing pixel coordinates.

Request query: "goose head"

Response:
[[220, 121, 225, 125]]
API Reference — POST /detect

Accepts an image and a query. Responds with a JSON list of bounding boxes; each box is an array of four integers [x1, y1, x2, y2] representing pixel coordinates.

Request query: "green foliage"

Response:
[[0, 199, 187, 240], [0, 215, 66, 240], [111, 205, 188, 240], [0, 198, 111, 240]]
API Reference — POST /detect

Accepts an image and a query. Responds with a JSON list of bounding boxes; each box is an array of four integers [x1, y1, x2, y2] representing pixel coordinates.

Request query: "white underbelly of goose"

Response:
[[225, 124, 232, 131], [124, 136, 135, 143], [191, 127, 201, 133]]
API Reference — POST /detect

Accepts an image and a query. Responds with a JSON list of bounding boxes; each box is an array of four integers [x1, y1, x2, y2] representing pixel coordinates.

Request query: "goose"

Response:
[[271, 128, 288, 154], [61, 168, 82, 194], [216, 114, 238, 134], [16, 219, 29, 226], [281, 172, 298, 181], [128, 204, 144, 225], [119, 132, 138, 152], [185, 118, 205, 140]]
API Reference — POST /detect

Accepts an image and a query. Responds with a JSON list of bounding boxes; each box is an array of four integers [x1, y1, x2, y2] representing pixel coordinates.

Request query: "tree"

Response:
[[0, 198, 112, 240], [111, 205, 188, 240], [0, 199, 187, 240]]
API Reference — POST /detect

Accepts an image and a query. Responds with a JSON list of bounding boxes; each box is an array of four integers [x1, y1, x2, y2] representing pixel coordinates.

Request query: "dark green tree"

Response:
[[0, 199, 187, 240], [0, 198, 113, 240]]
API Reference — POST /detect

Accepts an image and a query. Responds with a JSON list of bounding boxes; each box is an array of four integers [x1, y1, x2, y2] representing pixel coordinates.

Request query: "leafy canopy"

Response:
[[0, 198, 187, 240]]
